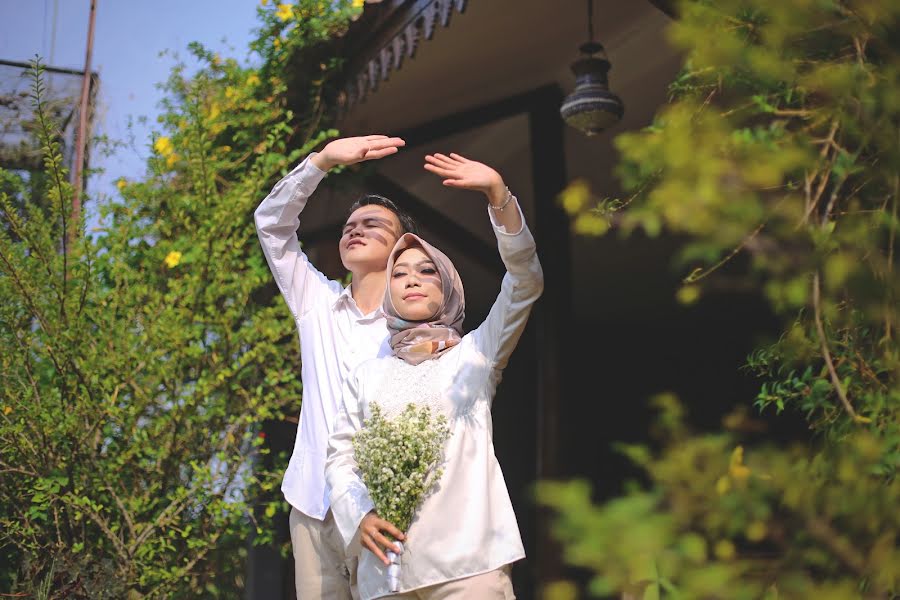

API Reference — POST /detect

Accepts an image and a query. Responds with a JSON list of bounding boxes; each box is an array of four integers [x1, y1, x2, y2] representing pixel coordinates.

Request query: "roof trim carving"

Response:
[[339, 0, 468, 112]]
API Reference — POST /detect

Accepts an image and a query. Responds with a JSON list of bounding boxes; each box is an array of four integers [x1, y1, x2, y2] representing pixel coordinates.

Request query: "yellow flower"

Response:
[[208, 102, 221, 121], [260, 0, 268, 5], [247, 73, 261, 87], [116, 178, 127, 191], [573, 212, 609, 236], [728, 445, 751, 482], [166, 153, 179, 168], [164, 251, 182, 269], [224, 86, 236, 99], [273, 37, 282, 49], [275, 3, 293, 21], [676, 285, 701, 305], [352, 0, 365, 8], [2, 406, 12, 415], [559, 179, 590, 214], [746, 521, 767, 542], [154, 136, 174, 156], [714, 539, 736, 561], [542, 580, 578, 600], [715, 475, 731, 495]]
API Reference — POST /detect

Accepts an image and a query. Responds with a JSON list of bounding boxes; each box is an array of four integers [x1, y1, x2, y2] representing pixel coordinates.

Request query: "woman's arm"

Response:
[[424, 152, 522, 233], [325, 368, 405, 563], [423, 153, 544, 369], [475, 202, 543, 369]]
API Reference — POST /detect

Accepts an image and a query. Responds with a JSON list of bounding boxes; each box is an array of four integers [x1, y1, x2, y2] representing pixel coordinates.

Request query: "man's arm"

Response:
[[253, 153, 336, 321], [254, 135, 406, 320]]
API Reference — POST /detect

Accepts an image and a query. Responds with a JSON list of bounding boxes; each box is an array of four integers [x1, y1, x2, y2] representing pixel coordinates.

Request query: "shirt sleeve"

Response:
[[325, 367, 376, 556], [253, 152, 341, 320], [470, 198, 544, 371]]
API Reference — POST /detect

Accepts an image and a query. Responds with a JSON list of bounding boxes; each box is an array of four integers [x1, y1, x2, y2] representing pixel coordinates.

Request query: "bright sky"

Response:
[[0, 0, 261, 229]]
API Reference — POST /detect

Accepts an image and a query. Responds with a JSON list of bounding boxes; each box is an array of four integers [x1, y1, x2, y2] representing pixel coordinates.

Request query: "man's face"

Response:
[[339, 204, 402, 274]]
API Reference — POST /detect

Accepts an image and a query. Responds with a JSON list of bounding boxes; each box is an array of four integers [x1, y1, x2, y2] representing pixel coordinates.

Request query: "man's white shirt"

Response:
[[254, 153, 393, 519]]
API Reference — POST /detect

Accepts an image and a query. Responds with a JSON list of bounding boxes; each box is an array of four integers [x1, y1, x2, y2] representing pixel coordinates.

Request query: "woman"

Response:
[[325, 152, 543, 599]]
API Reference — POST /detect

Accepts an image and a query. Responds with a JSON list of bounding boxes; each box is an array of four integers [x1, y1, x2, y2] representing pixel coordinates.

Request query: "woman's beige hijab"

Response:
[[383, 233, 465, 365]]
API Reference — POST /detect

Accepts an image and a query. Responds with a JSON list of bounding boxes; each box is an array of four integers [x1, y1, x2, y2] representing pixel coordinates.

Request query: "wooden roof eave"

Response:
[[339, 0, 469, 113]]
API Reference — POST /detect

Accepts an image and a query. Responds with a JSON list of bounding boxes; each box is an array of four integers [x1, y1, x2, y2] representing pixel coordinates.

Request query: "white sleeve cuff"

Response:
[[486, 197, 525, 236], [282, 152, 328, 194], [331, 489, 376, 556]]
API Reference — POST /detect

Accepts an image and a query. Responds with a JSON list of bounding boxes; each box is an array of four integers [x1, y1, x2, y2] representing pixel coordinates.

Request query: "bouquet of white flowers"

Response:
[[352, 402, 450, 591]]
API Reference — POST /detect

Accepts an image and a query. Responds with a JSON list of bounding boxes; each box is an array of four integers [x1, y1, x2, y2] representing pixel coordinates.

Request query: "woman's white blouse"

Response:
[[325, 205, 543, 600]]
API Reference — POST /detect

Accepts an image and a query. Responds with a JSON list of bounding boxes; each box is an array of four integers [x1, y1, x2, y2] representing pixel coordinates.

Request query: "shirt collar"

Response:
[[331, 285, 354, 311], [332, 285, 385, 320]]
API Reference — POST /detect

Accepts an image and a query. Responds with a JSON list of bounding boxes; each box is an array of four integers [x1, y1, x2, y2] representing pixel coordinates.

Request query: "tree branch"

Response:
[[76, 499, 131, 563], [811, 272, 862, 421], [805, 515, 867, 575], [801, 120, 839, 226], [886, 172, 898, 341]]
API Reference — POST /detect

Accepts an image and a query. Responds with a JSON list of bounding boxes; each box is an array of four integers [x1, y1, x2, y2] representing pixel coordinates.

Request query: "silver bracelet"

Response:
[[489, 186, 513, 212]]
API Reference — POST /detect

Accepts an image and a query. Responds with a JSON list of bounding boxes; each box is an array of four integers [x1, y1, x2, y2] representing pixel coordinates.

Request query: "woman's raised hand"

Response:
[[426, 152, 522, 230], [423, 153, 506, 202], [312, 135, 406, 171]]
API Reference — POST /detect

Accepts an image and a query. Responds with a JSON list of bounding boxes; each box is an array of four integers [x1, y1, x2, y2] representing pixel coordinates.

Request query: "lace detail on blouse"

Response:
[[372, 357, 459, 420]]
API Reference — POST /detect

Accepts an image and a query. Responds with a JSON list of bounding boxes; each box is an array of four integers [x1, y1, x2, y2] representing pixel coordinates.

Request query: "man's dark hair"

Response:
[[345, 194, 418, 236]]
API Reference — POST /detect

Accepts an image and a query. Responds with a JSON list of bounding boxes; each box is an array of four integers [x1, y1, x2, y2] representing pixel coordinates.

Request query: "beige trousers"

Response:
[[382, 565, 516, 600], [289, 507, 359, 600]]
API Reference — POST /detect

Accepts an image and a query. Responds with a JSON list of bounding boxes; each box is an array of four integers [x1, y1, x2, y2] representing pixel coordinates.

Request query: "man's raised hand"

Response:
[[311, 135, 406, 171]]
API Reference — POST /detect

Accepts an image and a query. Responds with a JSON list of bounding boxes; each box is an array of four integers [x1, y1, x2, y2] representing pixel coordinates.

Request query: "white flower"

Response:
[[352, 403, 450, 533]]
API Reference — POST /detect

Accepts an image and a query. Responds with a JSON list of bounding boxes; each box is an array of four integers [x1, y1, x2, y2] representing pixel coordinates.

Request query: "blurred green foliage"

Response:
[[545, 0, 900, 597], [0, 1, 363, 597]]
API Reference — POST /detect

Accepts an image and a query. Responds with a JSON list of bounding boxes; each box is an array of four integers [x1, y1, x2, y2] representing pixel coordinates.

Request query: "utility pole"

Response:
[[70, 0, 97, 247]]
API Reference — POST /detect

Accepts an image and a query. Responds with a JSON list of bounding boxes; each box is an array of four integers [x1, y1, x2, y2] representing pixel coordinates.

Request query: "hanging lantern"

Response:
[[560, 0, 624, 136]]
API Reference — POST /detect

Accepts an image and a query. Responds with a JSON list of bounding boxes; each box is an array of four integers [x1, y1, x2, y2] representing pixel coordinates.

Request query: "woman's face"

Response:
[[389, 247, 444, 322]]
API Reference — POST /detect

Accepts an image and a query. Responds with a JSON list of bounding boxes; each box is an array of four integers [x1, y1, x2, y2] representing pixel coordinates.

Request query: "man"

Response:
[[254, 134, 412, 598]]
